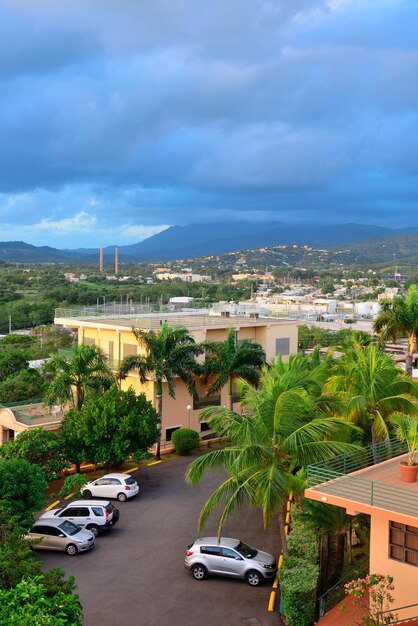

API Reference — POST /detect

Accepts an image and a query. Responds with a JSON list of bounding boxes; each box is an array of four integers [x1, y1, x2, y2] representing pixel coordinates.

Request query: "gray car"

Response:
[[26, 518, 95, 556], [184, 537, 277, 586]]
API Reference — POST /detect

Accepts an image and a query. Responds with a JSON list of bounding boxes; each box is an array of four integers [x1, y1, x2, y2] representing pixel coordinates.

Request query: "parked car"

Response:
[[81, 473, 139, 502], [26, 519, 95, 556], [40, 500, 119, 537], [184, 537, 277, 586]]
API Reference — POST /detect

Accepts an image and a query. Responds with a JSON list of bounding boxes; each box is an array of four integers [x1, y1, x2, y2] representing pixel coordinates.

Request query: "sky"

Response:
[[0, 0, 417, 248]]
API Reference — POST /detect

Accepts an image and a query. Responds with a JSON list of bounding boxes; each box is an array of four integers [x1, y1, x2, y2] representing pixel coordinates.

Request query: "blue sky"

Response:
[[0, 0, 417, 247]]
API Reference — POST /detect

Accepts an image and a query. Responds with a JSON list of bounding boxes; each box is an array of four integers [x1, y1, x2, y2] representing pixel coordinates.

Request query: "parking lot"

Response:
[[40, 453, 283, 626]]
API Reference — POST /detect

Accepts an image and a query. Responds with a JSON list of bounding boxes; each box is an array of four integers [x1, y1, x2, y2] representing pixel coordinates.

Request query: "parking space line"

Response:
[[123, 467, 138, 473], [45, 499, 60, 511], [147, 460, 162, 466], [64, 492, 74, 500]]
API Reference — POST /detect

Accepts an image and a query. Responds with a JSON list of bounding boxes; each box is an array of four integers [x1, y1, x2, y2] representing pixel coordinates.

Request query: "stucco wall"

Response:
[[370, 515, 418, 617]]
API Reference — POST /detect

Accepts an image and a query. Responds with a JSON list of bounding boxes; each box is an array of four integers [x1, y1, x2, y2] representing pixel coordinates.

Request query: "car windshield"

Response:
[[235, 541, 258, 559], [58, 521, 80, 536]]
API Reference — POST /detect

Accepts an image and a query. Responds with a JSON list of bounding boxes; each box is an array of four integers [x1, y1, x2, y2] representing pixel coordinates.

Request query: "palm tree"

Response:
[[186, 356, 360, 554], [325, 345, 418, 449], [201, 328, 265, 410], [373, 285, 418, 376], [118, 324, 203, 459], [45, 344, 114, 411]]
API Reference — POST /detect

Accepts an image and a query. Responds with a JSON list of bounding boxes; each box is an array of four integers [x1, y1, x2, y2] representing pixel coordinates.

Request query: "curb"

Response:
[[268, 491, 293, 612]]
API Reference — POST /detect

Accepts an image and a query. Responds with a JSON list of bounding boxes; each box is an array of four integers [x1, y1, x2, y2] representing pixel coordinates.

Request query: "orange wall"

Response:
[[370, 516, 418, 617]]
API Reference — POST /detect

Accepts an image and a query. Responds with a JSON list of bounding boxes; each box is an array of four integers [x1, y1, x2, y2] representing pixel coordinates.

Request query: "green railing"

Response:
[[377, 603, 418, 624], [317, 557, 369, 618], [0, 399, 43, 408], [307, 438, 418, 519]]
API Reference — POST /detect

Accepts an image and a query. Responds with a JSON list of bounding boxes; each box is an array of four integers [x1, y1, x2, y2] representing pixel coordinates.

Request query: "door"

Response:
[[220, 547, 245, 576], [199, 546, 223, 574], [109, 477, 123, 498], [30, 525, 51, 550], [91, 478, 112, 497], [45, 526, 66, 550]]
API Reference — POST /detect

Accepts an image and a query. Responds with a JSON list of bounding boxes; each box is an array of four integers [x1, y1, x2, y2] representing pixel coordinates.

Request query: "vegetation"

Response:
[[344, 574, 397, 626], [280, 556, 319, 626], [0, 458, 47, 521], [65, 386, 159, 470], [390, 414, 418, 466], [118, 324, 202, 459], [59, 474, 88, 499], [171, 428, 200, 454], [201, 328, 265, 409], [45, 344, 114, 411], [0, 428, 68, 481], [373, 284, 418, 376], [186, 355, 360, 552]]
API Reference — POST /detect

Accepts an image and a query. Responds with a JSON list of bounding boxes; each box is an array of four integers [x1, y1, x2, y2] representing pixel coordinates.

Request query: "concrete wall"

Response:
[[370, 515, 418, 618]]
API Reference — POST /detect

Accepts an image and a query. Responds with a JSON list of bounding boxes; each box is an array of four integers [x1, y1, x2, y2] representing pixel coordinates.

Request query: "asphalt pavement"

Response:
[[40, 453, 283, 626]]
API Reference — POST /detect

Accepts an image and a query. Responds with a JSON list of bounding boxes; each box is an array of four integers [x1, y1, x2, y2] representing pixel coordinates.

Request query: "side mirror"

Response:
[[59, 534, 65, 538], [235, 556, 243, 561]]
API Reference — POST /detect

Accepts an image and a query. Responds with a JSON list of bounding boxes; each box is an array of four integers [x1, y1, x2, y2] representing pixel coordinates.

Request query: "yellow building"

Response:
[[305, 439, 418, 621], [54, 308, 298, 446]]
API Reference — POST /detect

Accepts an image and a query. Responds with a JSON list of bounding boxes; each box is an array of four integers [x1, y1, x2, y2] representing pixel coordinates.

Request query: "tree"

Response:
[[0, 368, 44, 403], [0, 428, 68, 480], [0, 458, 47, 522], [0, 351, 28, 382], [325, 345, 418, 448], [68, 386, 159, 470], [0, 506, 42, 588], [45, 344, 114, 411], [201, 328, 265, 410], [186, 356, 360, 554], [0, 577, 82, 625], [118, 324, 202, 459], [58, 411, 86, 474], [373, 284, 418, 376]]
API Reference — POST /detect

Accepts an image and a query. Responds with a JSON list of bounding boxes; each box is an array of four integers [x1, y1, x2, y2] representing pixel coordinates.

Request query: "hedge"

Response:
[[171, 428, 200, 454], [280, 556, 319, 626]]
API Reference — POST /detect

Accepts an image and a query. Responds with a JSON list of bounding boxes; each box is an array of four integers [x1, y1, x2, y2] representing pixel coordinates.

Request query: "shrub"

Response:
[[280, 556, 319, 626], [287, 517, 318, 565], [59, 474, 88, 499], [171, 428, 200, 454]]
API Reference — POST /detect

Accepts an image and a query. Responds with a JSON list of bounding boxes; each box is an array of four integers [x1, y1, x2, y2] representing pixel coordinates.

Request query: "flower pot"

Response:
[[399, 462, 418, 483]]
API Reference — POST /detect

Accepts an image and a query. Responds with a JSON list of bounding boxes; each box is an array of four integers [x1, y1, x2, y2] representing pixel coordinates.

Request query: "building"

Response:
[[54, 307, 298, 445], [0, 402, 63, 444], [305, 439, 418, 621]]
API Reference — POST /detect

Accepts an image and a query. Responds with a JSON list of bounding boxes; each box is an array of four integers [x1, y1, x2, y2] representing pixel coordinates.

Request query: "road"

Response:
[[40, 453, 283, 626]]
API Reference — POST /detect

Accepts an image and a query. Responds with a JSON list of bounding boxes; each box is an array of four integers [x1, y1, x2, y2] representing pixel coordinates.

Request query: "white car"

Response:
[[81, 473, 139, 502]]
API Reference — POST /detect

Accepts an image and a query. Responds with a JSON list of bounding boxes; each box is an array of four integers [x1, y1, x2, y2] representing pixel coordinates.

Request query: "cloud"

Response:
[[0, 0, 417, 245]]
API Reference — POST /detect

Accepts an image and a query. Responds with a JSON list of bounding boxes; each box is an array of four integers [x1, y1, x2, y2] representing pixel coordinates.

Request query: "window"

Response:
[[193, 395, 221, 410], [200, 546, 221, 556], [76, 508, 89, 517], [84, 337, 95, 346], [92, 507, 104, 517], [60, 508, 77, 517], [166, 426, 180, 442], [95, 478, 111, 486], [110, 478, 122, 485], [275, 338, 290, 356], [389, 522, 418, 566], [200, 422, 211, 433], [32, 525, 49, 534], [46, 527, 62, 537], [222, 548, 240, 559], [122, 343, 137, 358], [125, 477, 136, 485]]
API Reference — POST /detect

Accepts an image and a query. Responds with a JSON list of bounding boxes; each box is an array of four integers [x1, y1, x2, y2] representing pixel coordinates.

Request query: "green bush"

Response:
[[59, 474, 88, 499], [287, 518, 318, 565], [280, 556, 319, 626], [171, 428, 200, 454]]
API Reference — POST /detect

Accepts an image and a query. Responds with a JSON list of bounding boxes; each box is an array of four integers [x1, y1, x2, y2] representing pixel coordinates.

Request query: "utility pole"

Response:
[[8, 315, 11, 334]]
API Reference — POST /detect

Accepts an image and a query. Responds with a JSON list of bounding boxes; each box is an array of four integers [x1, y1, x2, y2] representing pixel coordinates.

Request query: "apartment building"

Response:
[[305, 439, 418, 621], [54, 306, 298, 444], [0, 402, 63, 444]]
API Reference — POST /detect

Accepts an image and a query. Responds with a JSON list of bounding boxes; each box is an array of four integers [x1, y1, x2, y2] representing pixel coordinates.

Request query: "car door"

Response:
[[58, 506, 78, 524], [91, 478, 111, 498], [109, 477, 123, 498], [29, 525, 51, 550], [199, 546, 224, 574], [45, 526, 66, 550], [220, 547, 246, 576]]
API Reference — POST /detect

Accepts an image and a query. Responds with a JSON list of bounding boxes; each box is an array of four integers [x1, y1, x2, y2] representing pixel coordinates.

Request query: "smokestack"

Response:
[[115, 247, 119, 274], [99, 247, 103, 272]]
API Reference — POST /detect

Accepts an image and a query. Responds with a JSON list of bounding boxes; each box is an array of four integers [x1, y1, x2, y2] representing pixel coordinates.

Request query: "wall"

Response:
[[370, 515, 418, 618]]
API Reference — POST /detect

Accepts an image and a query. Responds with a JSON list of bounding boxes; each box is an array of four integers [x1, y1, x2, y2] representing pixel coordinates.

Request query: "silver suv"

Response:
[[184, 537, 276, 586], [40, 500, 119, 537]]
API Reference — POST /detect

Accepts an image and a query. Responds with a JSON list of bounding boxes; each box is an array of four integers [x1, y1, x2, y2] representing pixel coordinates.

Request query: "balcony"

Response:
[[305, 439, 418, 524]]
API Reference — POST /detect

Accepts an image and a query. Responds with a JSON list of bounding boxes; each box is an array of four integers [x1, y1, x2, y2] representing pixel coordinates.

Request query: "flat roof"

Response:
[[305, 454, 418, 525]]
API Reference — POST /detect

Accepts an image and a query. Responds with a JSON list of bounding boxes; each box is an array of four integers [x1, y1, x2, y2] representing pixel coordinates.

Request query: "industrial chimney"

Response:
[[115, 247, 119, 274], [99, 247, 103, 272]]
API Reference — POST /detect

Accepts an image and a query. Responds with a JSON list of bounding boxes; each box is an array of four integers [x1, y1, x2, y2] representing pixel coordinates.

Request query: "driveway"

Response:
[[40, 454, 283, 626]]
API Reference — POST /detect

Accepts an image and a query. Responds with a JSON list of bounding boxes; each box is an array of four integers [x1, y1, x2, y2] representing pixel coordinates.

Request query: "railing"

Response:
[[317, 557, 369, 618], [0, 399, 43, 408], [377, 604, 418, 624], [307, 438, 418, 519], [193, 395, 221, 410]]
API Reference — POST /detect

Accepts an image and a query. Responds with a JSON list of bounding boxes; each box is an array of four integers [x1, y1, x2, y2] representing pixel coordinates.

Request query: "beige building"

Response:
[[54, 308, 298, 445], [305, 440, 418, 621]]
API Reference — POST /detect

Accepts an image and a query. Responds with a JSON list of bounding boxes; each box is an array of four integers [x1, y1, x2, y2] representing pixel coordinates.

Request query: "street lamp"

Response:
[[186, 404, 192, 428]]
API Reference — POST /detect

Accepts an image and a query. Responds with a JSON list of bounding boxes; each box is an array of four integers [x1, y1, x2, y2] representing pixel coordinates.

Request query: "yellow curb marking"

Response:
[[64, 492, 74, 500], [147, 460, 162, 466], [123, 467, 138, 474], [45, 499, 60, 512], [268, 492, 294, 613], [272, 574, 279, 589], [268, 591, 276, 612]]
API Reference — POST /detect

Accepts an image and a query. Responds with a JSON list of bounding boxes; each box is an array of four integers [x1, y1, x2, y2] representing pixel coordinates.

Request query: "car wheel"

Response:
[[66, 544, 78, 556], [246, 570, 262, 586], [87, 524, 100, 537], [117, 492, 127, 502], [191, 564, 207, 581], [83, 489, 92, 499]]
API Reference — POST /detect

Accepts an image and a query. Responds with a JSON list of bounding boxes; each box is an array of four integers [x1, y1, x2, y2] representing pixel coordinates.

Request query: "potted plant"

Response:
[[390, 414, 418, 482]]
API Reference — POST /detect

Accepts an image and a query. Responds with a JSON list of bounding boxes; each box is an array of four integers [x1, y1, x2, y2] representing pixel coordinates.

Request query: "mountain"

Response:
[[115, 222, 397, 261], [0, 241, 84, 263]]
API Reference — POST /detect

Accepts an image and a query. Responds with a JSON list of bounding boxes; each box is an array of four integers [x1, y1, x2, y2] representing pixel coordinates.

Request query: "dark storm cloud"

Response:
[[0, 0, 417, 246]]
